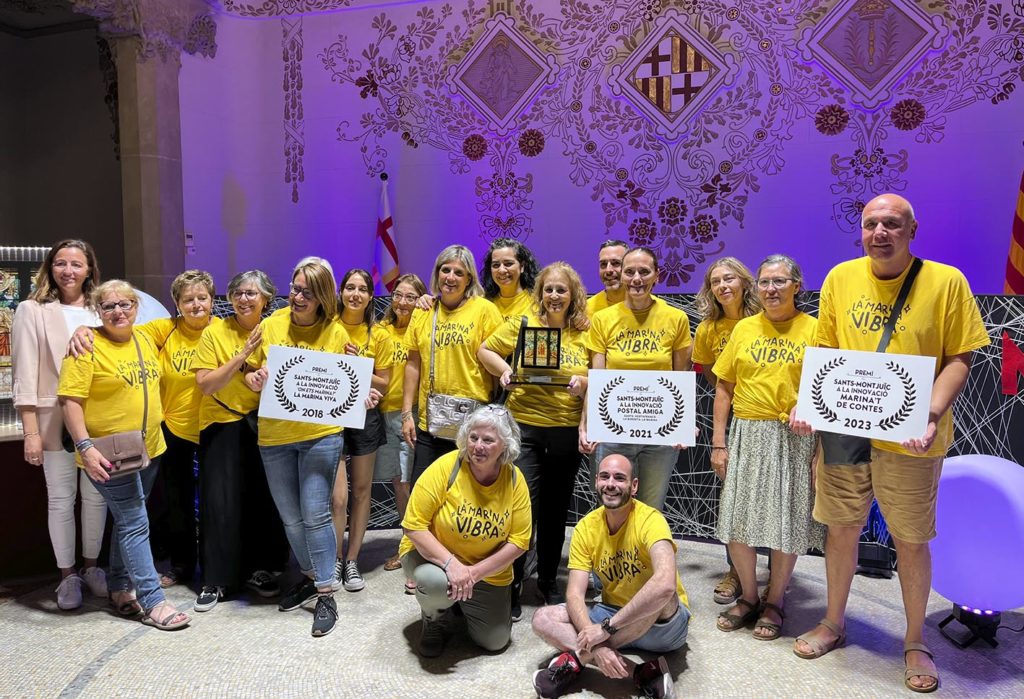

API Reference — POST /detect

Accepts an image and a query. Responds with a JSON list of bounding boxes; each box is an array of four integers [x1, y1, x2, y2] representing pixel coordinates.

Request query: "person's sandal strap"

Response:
[[717, 597, 758, 630], [761, 602, 785, 620], [904, 642, 933, 659], [818, 618, 843, 636]]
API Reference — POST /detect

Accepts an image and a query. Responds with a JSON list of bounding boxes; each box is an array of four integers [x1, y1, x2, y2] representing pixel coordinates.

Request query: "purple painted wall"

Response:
[[179, 1, 1024, 294]]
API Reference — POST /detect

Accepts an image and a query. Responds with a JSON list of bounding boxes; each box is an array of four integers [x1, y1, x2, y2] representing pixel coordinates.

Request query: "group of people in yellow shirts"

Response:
[[16, 192, 988, 694]]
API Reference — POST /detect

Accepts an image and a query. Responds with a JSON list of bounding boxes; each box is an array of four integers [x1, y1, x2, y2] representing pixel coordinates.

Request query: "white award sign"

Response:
[[258, 346, 373, 428], [587, 369, 696, 446], [795, 347, 935, 442]]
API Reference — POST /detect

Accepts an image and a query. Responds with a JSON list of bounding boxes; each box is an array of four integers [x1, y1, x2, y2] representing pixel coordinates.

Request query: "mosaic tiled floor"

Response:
[[2, 533, 1021, 698]]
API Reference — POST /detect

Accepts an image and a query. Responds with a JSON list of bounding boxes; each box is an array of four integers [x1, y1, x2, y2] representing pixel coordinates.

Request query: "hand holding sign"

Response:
[[258, 346, 374, 428]]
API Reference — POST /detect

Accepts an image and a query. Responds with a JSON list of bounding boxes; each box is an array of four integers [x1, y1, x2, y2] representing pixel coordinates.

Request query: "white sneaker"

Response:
[[56, 574, 83, 610], [81, 566, 108, 597], [331, 559, 345, 592]]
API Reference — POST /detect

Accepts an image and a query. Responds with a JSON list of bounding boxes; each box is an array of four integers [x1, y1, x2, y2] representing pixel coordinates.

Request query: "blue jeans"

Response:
[[260, 433, 343, 589], [593, 443, 677, 512], [88, 456, 163, 611]]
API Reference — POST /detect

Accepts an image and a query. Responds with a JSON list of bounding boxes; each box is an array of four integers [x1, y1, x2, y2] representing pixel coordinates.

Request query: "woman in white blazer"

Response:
[[12, 239, 109, 611]]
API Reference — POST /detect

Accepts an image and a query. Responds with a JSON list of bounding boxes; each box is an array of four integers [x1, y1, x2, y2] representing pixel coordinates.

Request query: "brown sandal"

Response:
[[713, 570, 742, 604], [753, 602, 785, 641], [904, 642, 939, 693], [717, 597, 760, 631], [383, 555, 402, 572], [793, 618, 846, 659]]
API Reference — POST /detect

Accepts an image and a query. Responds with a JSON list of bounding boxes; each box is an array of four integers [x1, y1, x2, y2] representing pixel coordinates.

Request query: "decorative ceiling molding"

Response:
[[71, 0, 217, 60]]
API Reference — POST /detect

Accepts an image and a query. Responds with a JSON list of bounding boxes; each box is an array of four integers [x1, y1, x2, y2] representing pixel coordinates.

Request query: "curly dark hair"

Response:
[[481, 237, 539, 299]]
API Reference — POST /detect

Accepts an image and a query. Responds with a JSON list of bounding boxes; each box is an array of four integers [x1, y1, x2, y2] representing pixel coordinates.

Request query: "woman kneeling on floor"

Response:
[[400, 404, 532, 657]]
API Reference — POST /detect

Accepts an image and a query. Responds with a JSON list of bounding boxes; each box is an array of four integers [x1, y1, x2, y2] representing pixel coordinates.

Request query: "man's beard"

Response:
[[601, 487, 631, 510]]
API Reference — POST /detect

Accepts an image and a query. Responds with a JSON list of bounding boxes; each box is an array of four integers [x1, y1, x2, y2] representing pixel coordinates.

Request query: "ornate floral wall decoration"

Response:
[[184, 13, 218, 58], [221, 0, 353, 17], [302, 0, 1023, 285], [283, 17, 305, 203]]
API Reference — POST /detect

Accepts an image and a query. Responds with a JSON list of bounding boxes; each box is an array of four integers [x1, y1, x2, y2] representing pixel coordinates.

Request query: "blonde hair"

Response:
[[431, 245, 484, 298], [292, 259, 338, 320], [533, 262, 588, 329], [694, 257, 760, 322], [90, 279, 139, 308]]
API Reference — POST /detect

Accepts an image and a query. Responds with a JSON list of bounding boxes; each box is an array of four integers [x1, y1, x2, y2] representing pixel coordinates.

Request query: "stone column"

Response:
[[111, 36, 185, 306]]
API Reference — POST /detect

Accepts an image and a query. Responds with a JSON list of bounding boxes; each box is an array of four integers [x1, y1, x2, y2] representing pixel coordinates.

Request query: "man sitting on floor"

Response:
[[531, 454, 690, 698]]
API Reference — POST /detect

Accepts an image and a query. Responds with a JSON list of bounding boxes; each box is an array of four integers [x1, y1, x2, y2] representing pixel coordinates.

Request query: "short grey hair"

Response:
[[455, 404, 521, 465], [227, 270, 276, 303], [757, 254, 804, 291]]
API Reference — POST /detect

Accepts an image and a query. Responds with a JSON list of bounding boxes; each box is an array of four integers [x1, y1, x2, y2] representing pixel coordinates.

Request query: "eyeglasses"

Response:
[[290, 284, 314, 300], [756, 278, 794, 290], [482, 405, 509, 417], [231, 289, 260, 300], [99, 300, 136, 315], [392, 292, 419, 303]]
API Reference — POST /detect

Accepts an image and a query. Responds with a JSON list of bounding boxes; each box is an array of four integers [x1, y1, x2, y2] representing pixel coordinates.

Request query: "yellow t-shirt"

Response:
[[398, 450, 532, 586], [484, 312, 588, 427], [691, 317, 741, 368], [57, 331, 167, 465], [193, 316, 261, 432], [247, 313, 351, 447], [568, 499, 688, 609], [585, 297, 692, 370], [585, 290, 622, 317], [490, 289, 534, 321], [713, 312, 817, 421], [340, 319, 394, 369], [404, 297, 502, 431], [816, 257, 989, 457], [147, 317, 220, 443], [378, 322, 410, 413]]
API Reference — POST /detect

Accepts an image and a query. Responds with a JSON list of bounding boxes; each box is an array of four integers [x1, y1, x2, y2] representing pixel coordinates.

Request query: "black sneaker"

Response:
[[634, 655, 674, 699], [418, 613, 447, 658], [537, 579, 566, 606], [193, 586, 224, 612], [311, 594, 338, 637], [511, 581, 523, 622], [278, 578, 317, 611], [245, 570, 280, 598], [532, 651, 582, 698]]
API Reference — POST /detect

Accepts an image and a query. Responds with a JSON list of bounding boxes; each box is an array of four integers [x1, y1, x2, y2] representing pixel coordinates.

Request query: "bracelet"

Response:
[[711, 446, 728, 450], [442, 555, 453, 572], [401, 411, 414, 422], [74, 438, 94, 454], [23, 432, 40, 437]]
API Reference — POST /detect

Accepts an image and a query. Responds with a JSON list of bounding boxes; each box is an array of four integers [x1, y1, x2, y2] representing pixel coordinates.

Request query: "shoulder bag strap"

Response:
[[875, 257, 923, 353], [428, 301, 440, 395], [132, 334, 149, 437], [447, 456, 462, 489]]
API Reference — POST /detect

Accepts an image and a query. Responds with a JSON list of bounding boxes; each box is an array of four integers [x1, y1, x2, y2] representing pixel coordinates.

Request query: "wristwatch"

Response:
[[601, 617, 619, 636]]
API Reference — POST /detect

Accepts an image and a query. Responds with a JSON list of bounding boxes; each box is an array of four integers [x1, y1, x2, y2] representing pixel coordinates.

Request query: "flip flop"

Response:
[[717, 597, 759, 631], [904, 642, 939, 693], [141, 607, 191, 631], [109, 593, 142, 617], [753, 602, 785, 641], [794, 618, 846, 659]]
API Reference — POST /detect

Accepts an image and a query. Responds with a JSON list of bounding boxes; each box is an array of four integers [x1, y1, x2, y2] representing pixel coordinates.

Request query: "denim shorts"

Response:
[[588, 601, 690, 653]]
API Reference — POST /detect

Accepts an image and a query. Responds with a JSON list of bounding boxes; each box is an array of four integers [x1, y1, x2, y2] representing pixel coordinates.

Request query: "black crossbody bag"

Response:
[[819, 258, 923, 466]]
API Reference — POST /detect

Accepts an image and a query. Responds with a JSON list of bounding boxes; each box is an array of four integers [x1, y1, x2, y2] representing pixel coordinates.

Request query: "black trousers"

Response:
[[197, 419, 289, 588], [410, 428, 457, 485], [147, 423, 198, 578], [513, 424, 580, 587]]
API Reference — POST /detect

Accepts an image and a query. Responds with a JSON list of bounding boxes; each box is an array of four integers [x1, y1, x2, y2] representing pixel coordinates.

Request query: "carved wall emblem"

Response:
[[446, 13, 558, 136], [609, 8, 737, 140]]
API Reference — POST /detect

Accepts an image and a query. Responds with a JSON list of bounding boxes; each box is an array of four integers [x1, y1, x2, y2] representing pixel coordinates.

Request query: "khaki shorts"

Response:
[[813, 447, 943, 544]]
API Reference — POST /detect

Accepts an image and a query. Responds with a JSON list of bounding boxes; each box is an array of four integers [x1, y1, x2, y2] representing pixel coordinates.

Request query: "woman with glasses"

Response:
[[478, 262, 590, 616], [329, 268, 393, 593], [581, 246, 693, 512], [190, 270, 289, 612], [12, 239, 108, 610], [692, 258, 763, 606], [376, 273, 428, 581], [58, 280, 190, 630], [400, 404, 531, 657], [712, 254, 825, 640], [245, 259, 380, 637], [481, 237, 539, 321], [401, 245, 502, 483]]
